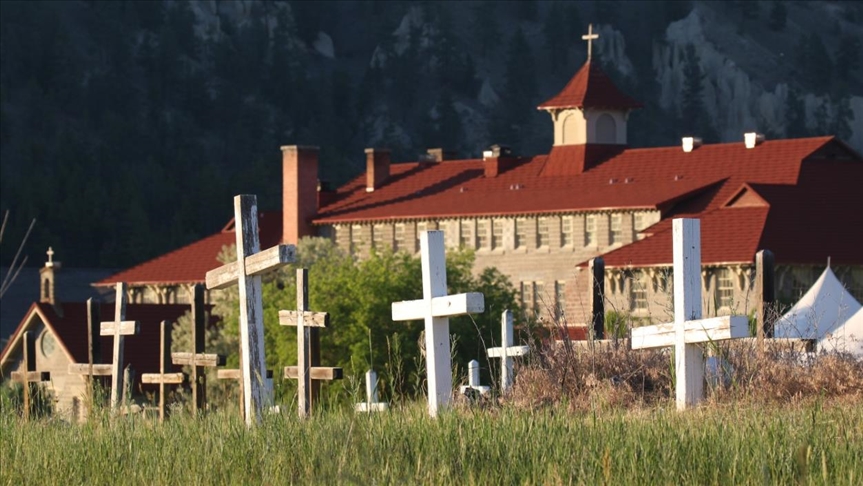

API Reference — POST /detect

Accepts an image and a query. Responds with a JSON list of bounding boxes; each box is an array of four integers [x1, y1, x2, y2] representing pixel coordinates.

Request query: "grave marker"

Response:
[[101, 282, 140, 412], [11, 331, 51, 420], [280, 268, 343, 418], [486, 310, 529, 393], [459, 360, 490, 396], [68, 298, 112, 414], [391, 230, 485, 417], [171, 284, 225, 413], [631, 219, 749, 410], [141, 321, 184, 422], [205, 194, 295, 425], [355, 370, 388, 413]]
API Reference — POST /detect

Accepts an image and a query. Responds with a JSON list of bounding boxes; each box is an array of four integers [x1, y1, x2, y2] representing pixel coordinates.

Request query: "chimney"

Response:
[[282, 145, 320, 245], [426, 148, 455, 162], [483, 144, 514, 178], [39, 247, 61, 305], [681, 137, 702, 153], [744, 132, 765, 149], [365, 148, 391, 192]]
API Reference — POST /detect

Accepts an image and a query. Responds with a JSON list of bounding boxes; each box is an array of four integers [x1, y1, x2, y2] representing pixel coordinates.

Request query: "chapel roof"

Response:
[[536, 61, 643, 111]]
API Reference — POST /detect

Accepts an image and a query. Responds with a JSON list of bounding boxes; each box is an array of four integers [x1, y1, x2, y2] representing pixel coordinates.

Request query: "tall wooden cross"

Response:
[[391, 230, 485, 417], [102, 282, 140, 412], [631, 219, 750, 410], [582, 23, 599, 61], [68, 298, 113, 414], [141, 321, 184, 423], [11, 331, 51, 420], [171, 284, 225, 414], [486, 310, 529, 393], [205, 194, 296, 425], [280, 268, 343, 418]]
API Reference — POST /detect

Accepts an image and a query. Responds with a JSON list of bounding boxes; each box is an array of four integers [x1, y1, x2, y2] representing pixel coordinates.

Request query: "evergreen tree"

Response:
[[796, 33, 833, 91], [543, 2, 570, 75], [489, 28, 538, 151], [768, 2, 787, 32], [784, 88, 809, 138], [829, 95, 854, 142], [836, 34, 862, 82], [680, 44, 716, 141], [435, 89, 464, 153], [471, 1, 500, 57]]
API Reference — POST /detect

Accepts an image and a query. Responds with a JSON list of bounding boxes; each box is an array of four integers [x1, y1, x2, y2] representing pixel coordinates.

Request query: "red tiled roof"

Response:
[[537, 61, 643, 110], [94, 211, 283, 286]]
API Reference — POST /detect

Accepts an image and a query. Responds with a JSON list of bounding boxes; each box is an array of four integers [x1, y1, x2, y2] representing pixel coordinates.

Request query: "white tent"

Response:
[[774, 267, 862, 346], [819, 307, 863, 357]]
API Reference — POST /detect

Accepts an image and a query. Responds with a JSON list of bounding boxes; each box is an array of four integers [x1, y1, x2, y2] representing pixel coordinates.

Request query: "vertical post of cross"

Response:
[[141, 321, 184, 422], [297, 268, 312, 417], [486, 310, 529, 393], [673, 219, 704, 409], [755, 249, 776, 350], [589, 257, 605, 339], [102, 282, 140, 413], [11, 331, 51, 420]]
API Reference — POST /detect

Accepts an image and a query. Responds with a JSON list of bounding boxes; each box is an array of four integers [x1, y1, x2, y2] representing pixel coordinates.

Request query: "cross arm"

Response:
[[284, 367, 344, 381], [11, 371, 51, 382], [171, 353, 226, 367], [391, 292, 485, 321], [631, 316, 750, 349], [206, 244, 297, 290], [487, 345, 530, 358], [279, 310, 329, 327], [68, 364, 113, 376], [100, 320, 139, 336], [141, 373, 185, 384]]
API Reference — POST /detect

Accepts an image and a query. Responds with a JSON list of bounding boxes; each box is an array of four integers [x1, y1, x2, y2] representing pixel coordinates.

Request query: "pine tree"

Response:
[[829, 95, 854, 141], [680, 44, 716, 141], [490, 28, 538, 151], [768, 2, 787, 32], [471, 1, 500, 57], [784, 88, 809, 138]]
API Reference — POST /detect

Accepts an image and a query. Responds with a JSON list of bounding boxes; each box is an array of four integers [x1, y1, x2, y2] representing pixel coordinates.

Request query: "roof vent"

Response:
[[682, 137, 702, 153], [608, 178, 618, 185], [744, 132, 765, 149], [624, 177, 634, 184], [674, 174, 684, 181], [509, 183, 524, 190], [459, 187, 468, 193]]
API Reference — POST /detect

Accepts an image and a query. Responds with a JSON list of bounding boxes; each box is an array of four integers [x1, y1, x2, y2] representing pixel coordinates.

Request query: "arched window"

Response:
[[595, 113, 617, 144], [561, 112, 579, 144], [42, 278, 50, 300]]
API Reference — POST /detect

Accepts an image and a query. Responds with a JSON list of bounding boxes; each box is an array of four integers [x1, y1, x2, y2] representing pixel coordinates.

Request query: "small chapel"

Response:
[[93, 26, 863, 337]]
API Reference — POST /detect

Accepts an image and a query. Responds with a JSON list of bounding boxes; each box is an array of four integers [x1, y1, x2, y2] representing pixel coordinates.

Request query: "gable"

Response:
[[723, 184, 769, 209]]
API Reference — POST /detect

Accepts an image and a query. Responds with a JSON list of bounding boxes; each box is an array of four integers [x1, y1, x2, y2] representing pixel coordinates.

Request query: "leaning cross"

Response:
[[11, 331, 51, 420], [101, 282, 140, 413], [631, 219, 750, 410], [486, 310, 529, 393], [171, 284, 225, 414], [280, 268, 343, 418], [582, 23, 599, 61], [391, 230, 485, 417], [141, 321, 184, 423], [205, 194, 296, 426]]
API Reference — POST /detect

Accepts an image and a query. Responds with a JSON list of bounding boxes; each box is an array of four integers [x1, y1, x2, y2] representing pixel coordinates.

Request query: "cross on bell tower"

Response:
[[582, 23, 599, 61], [40, 247, 61, 305]]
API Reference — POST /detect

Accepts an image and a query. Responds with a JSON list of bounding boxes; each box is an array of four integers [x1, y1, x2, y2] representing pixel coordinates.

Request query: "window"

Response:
[[610, 214, 622, 245], [561, 216, 573, 247], [459, 220, 473, 249], [596, 113, 617, 144], [533, 282, 545, 314], [630, 271, 649, 311], [491, 219, 504, 249], [394, 224, 406, 252], [554, 281, 566, 320], [537, 218, 549, 247], [477, 220, 489, 249], [372, 224, 386, 250], [634, 213, 646, 231], [515, 218, 529, 249], [585, 215, 596, 246], [715, 268, 734, 309], [521, 282, 532, 314]]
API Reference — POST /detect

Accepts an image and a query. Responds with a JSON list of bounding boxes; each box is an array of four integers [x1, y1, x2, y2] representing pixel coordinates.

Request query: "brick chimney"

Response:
[[282, 145, 320, 245], [483, 144, 515, 178], [365, 148, 391, 192], [39, 247, 61, 305]]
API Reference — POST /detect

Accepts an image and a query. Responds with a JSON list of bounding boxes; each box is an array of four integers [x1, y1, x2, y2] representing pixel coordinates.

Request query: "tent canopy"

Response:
[[774, 267, 861, 343], [819, 307, 863, 357]]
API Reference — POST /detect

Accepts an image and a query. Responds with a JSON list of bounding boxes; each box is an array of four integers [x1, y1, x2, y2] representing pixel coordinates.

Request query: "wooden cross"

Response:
[[101, 282, 140, 412], [582, 23, 599, 61], [11, 331, 51, 420], [280, 268, 343, 418], [141, 321, 184, 423], [355, 369, 388, 413], [171, 284, 225, 414], [68, 298, 113, 414], [486, 310, 529, 393], [459, 359, 490, 396], [205, 194, 296, 425], [631, 219, 750, 410], [391, 230, 485, 417]]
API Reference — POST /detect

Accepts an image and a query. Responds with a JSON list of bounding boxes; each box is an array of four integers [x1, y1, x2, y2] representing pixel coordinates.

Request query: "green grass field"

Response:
[[2, 397, 861, 485]]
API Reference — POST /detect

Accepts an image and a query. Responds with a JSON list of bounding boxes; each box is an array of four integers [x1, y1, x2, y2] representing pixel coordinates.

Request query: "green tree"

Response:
[[681, 44, 717, 142]]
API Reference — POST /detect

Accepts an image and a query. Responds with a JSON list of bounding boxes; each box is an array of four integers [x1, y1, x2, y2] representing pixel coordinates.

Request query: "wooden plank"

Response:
[[68, 364, 113, 376], [279, 310, 330, 328], [296, 269, 312, 418], [486, 345, 529, 358], [109, 283, 128, 412], [217, 369, 274, 380], [141, 373, 184, 384], [11, 371, 51, 382], [100, 320, 139, 336], [756, 249, 776, 344], [283, 366, 344, 381], [631, 316, 750, 349], [205, 245, 297, 290], [171, 352, 226, 367], [355, 402, 389, 412], [391, 292, 485, 321]]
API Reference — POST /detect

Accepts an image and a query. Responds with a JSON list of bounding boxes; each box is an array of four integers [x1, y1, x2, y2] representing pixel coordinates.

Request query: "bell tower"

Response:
[[39, 247, 61, 305]]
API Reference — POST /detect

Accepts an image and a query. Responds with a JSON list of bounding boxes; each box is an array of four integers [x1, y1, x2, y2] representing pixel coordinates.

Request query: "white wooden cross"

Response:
[[391, 230, 485, 417], [206, 195, 295, 425], [101, 282, 140, 413], [140, 320, 184, 423], [582, 23, 599, 61], [459, 359, 490, 396], [355, 369, 388, 413], [631, 219, 750, 410], [486, 310, 529, 393]]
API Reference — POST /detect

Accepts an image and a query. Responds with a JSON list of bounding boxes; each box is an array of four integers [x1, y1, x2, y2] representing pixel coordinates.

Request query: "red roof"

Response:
[[94, 211, 283, 286], [537, 61, 642, 110]]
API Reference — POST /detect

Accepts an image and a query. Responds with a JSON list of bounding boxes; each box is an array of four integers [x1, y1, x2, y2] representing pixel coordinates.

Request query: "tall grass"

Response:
[[1, 398, 861, 485]]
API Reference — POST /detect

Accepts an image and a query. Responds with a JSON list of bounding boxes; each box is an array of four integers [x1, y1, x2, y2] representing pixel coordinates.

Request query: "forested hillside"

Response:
[[1, 1, 860, 268]]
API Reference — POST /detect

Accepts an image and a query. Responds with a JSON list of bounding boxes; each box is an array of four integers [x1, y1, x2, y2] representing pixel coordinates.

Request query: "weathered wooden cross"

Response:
[[205, 194, 295, 425], [280, 268, 343, 418], [171, 284, 225, 414], [141, 320, 184, 423], [68, 298, 113, 413], [355, 369, 388, 413], [459, 359, 490, 396], [392, 230, 485, 417], [100, 282, 140, 412], [631, 219, 750, 410], [11, 331, 51, 420], [486, 310, 529, 393]]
